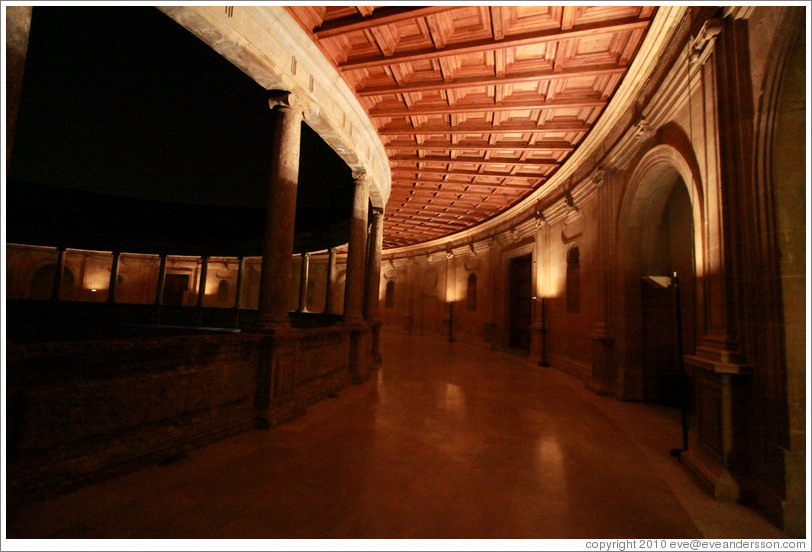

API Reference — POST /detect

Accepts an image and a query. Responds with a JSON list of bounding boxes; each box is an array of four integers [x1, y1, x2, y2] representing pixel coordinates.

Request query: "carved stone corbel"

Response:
[[689, 18, 723, 65]]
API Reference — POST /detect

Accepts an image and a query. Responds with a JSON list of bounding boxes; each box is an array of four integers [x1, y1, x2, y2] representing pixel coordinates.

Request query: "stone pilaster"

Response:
[[681, 18, 752, 505], [588, 169, 615, 395], [254, 91, 303, 330]]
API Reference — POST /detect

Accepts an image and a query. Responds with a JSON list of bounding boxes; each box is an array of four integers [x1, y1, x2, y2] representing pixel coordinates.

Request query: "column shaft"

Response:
[[155, 254, 167, 305], [363, 209, 384, 320], [343, 172, 370, 321], [107, 252, 120, 304], [196, 255, 209, 308], [234, 256, 245, 310], [298, 253, 310, 312], [255, 95, 303, 328], [51, 247, 66, 302], [324, 248, 335, 314]]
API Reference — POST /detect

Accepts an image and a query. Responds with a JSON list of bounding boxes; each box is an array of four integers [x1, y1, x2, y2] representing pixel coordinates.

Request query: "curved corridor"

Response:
[[7, 332, 786, 540]]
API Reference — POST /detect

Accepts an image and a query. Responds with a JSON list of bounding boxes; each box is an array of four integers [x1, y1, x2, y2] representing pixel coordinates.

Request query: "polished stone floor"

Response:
[[6, 332, 787, 540]]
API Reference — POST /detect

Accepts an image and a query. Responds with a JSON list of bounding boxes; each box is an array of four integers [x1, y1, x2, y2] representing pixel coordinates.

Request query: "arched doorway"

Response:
[[639, 182, 696, 405], [29, 264, 75, 301], [616, 144, 704, 403]]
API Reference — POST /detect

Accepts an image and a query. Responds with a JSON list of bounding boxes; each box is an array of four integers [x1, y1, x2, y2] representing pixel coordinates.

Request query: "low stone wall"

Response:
[[6, 321, 376, 513], [7, 333, 259, 508]]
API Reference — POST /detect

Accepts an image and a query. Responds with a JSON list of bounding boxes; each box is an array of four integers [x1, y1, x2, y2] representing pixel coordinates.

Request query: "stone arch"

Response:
[[749, 10, 805, 535], [29, 264, 75, 301], [614, 143, 705, 400]]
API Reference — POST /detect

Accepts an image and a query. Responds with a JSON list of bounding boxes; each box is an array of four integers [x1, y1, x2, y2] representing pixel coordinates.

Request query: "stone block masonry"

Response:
[[6, 323, 374, 513]]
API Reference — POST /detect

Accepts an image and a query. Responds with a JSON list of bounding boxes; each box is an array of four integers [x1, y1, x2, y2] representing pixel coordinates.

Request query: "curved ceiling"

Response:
[[287, 5, 656, 249]]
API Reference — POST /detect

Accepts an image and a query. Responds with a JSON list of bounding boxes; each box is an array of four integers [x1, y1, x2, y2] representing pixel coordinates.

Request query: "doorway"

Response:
[[29, 264, 74, 301], [163, 273, 190, 306], [508, 254, 532, 351], [640, 182, 695, 405]]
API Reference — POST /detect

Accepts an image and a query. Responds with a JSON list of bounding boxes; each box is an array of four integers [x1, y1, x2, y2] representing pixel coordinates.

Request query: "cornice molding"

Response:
[[158, 6, 392, 209]]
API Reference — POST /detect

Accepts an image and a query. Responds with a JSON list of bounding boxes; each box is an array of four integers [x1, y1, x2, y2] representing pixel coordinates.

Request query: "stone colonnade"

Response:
[[253, 90, 383, 427]]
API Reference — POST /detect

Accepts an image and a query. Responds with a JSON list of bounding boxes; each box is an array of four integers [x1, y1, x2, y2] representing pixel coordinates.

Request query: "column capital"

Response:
[[268, 89, 303, 113], [351, 168, 369, 182]]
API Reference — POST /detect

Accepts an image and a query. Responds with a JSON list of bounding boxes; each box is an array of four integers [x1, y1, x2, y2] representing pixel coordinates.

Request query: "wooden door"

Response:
[[508, 254, 532, 350]]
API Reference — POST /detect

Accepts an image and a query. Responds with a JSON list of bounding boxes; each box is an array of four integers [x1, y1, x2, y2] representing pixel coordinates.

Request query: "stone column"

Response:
[[343, 170, 370, 322], [363, 208, 384, 320], [234, 256, 245, 310], [298, 253, 310, 312], [234, 256, 245, 328], [252, 92, 304, 430], [196, 255, 209, 308], [106, 252, 120, 304], [324, 247, 335, 314], [6, 6, 33, 167], [51, 247, 66, 302], [155, 254, 167, 305], [254, 91, 303, 329], [365, 208, 384, 363], [344, 170, 371, 384], [588, 169, 615, 395]]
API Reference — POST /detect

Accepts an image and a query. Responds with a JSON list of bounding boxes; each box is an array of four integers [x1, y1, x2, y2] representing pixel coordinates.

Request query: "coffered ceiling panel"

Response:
[[287, 5, 655, 248]]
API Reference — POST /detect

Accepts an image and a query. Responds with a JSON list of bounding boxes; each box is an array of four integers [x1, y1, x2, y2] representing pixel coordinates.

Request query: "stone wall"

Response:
[[6, 321, 372, 513]]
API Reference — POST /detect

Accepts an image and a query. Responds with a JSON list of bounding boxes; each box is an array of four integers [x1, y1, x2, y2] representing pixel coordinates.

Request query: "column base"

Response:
[[256, 402, 306, 430], [345, 320, 373, 384], [588, 329, 615, 396], [680, 446, 741, 502], [371, 320, 383, 364], [682, 352, 751, 503]]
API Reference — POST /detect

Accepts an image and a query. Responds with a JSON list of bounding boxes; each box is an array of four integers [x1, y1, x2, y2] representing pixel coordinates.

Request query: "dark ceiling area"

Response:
[[7, 6, 357, 255]]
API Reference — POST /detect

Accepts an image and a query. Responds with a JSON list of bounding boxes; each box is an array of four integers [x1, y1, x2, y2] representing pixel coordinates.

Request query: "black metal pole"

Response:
[[670, 271, 689, 459]]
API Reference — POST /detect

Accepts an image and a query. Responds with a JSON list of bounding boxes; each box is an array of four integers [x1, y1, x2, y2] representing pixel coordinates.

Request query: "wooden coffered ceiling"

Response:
[[287, 5, 656, 249]]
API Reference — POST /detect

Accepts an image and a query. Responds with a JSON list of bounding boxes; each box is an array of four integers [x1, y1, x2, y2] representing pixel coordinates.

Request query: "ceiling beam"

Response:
[[387, 214, 469, 228], [384, 140, 574, 152], [392, 177, 533, 189], [369, 97, 605, 118], [390, 154, 559, 168], [339, 18, 651, 71], [356, 63, 626, 96], [391, 166, 544, 180], [377, 121, 591, 135], [392, 182, 531, 193], [394, 191, 518, 205], [313, 6, 456, 38], [393, 204, 500, 217]]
